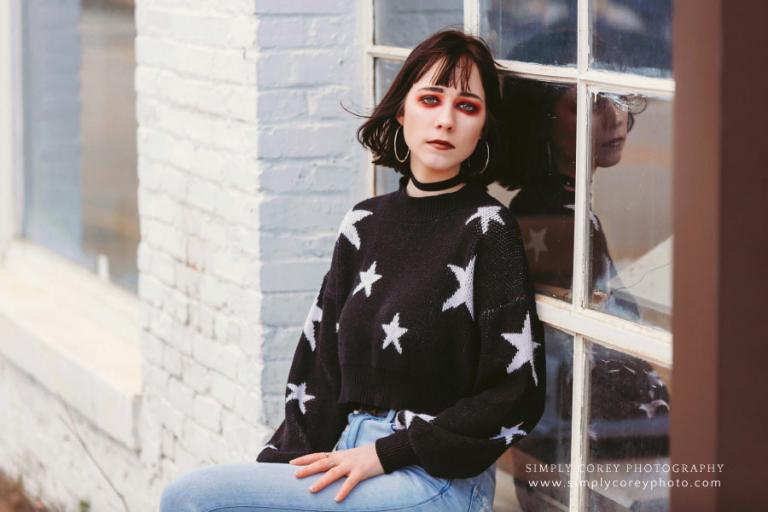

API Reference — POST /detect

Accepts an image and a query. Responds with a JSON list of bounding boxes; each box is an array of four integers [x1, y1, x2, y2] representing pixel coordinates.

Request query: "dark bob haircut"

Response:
[[355, 29, 504, 185]]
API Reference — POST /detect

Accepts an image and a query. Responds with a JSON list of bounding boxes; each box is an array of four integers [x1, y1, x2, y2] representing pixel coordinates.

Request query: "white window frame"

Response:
[[363, 1, 674, 510]]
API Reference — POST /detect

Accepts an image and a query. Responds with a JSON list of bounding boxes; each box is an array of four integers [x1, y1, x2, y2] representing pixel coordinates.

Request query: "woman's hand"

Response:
[[290, 444, 385, 502]]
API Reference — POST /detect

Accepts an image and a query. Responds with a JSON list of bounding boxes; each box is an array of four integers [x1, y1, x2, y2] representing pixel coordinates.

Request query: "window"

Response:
[[20, 0, 139, 292], [366, 1, 673, 510]]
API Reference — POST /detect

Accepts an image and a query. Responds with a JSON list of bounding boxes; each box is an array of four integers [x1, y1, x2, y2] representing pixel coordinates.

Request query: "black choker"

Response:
[[407, 169, 465, 191]]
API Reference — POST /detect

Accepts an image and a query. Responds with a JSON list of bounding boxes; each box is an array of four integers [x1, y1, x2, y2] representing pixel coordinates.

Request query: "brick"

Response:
[[260, 259, 328, 292], [210, 373, 239, 410], [193, 394, 222, 433]]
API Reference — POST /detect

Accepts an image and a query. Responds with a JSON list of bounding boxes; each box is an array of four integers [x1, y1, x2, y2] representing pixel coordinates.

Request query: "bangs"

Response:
[[414, 52, 476, 93]]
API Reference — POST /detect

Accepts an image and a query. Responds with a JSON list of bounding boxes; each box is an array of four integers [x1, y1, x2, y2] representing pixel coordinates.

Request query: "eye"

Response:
[[458, 101, 478, 113], [419, 95, 439, 105]]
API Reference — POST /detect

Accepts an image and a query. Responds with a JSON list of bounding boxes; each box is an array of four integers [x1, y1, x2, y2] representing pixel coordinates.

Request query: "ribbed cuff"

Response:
[[375, 430, 419, 473]]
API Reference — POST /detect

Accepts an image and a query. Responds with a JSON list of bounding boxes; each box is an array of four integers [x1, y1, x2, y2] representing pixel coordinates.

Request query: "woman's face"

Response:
[[550, 87, 629, 171], [396, 59, 487, 178]]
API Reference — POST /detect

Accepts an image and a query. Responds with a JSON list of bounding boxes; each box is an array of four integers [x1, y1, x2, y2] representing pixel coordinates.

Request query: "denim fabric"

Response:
[[160, 409, 496, 511]]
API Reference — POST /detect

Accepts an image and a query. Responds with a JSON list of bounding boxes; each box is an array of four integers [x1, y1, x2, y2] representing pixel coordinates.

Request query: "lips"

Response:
[[427, 139, 455, 149], [603, 137, 625, 148]]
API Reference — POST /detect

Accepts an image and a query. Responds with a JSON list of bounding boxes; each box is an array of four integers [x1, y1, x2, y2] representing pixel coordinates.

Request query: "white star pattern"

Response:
[[352, 261, 382, 297], [302, 293, 323, 351], [442, 256, 475, 320], [490, 422, 527, 445], [563, 204, 600, 232], [502, 311, 541, 386], [263, 443, 277, 451], [286, 382, 315, 415], [381, 313, 408, 354], [337, 209, 373, 249], [525, 227, 548, 264], [465, 206, 506, 234], [394, 410, 437, 430]]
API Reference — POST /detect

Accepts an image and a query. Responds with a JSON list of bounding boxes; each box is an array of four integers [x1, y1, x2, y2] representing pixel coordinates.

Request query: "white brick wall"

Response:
[[0, 0, 368, 510], [138, 0, 367, 486]]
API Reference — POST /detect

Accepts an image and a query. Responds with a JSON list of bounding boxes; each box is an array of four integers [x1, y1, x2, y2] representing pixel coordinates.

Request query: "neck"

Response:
[[406, 162, 465, 197]]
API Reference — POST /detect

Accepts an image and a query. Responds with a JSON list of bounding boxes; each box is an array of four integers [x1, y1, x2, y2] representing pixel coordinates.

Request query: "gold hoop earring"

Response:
[[394, 125, 410, 163]]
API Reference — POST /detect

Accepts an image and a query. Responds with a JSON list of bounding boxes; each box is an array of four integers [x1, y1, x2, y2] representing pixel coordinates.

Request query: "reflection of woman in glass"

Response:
[[500, 79, 646, 317], [161, 30, 547, 512]]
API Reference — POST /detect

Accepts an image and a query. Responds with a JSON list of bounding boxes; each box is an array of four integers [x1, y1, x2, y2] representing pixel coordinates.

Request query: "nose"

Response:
[[601, 102, 624, 130], [434, 103, 455, 131]]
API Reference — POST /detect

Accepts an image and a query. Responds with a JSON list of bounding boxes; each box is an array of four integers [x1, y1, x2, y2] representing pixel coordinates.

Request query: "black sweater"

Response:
[[256, 179, 547, 479]]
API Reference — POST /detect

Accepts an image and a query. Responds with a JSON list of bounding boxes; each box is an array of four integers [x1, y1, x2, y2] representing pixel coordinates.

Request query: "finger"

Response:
[[295, 456, 337, 478], [309, 465, 347, 494], [334, 473, 362, 503], [290, 452, 329, 465]]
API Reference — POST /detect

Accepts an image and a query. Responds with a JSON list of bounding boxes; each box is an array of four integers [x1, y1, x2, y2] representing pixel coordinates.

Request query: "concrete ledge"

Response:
[[0, 240, 142, 450]]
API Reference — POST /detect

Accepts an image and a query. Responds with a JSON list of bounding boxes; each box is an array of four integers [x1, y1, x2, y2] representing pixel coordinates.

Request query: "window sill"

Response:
[[0, 239, 142, 450]]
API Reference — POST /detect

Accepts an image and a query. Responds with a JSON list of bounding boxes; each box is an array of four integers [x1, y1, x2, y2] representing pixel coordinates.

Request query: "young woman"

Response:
[[160, 29, 546, 512]]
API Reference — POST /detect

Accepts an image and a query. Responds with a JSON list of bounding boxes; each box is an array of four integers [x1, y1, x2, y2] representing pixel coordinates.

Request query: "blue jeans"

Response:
[[160, 408, 497, 511]]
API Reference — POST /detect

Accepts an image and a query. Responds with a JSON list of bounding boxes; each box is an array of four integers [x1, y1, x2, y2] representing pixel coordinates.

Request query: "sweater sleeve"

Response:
[[256, 263, 350, 463], [374, 209, 547, 479]]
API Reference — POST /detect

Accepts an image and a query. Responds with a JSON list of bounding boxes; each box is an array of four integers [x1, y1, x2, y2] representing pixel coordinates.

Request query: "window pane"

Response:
[[374, 0, 463, 49], [500, 325, 573, 511], [590, 0, 673, 78], [22, 0, 139, 292], [495, 77, 576, 303], [585, 341, 671, 512], [373, 58, 403, 195], [587, 91, 672, 330], [480, 0, 577, 65]]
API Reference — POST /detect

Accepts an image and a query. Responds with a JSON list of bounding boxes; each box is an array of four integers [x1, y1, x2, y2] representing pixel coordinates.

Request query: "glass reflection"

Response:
[[585, 341, 671, 511], [495, 77, 577, 301], [503, 325, 572, 512], [481, 0, 577, 64], [374, 0, 463, 49], [591, 0, 673, 78], [588, 92, 672, 330]]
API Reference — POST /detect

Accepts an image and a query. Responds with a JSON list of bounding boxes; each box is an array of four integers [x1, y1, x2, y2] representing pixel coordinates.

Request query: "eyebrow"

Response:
[[417, 86, 484, 102]]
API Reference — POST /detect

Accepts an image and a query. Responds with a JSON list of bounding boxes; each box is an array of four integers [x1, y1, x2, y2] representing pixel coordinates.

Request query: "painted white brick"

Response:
[[191, 335, 241, 377], [167, 377, 195, 418], [259, 195, 348, 232], [254, 0, 350, 15], [260, 232, 337, 260], [257, 51, 345, 89], [163, 344, 183, 378], [257, 88, 308, 122], [260, 259, 328, 292], [136, 35, 258, 85], [261, 291, 315, 326], [262, 326, 303, 362], [210, 372, 239, 410], [193, 394, 222, 433]]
